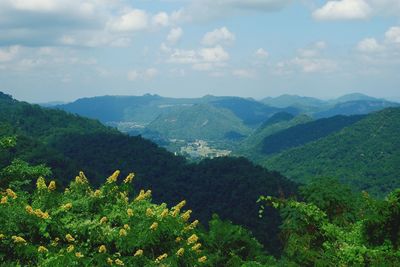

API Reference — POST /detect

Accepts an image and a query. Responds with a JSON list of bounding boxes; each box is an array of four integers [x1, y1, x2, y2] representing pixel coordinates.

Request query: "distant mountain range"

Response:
[[53, 93, 399, 157]]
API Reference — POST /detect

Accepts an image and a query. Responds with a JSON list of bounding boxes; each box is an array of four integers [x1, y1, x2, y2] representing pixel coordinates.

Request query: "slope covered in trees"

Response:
[[0, 92, 297, 254], [260, 114, 365, 155], [264, 108, 400, 196], [146, 103, 251, 141]]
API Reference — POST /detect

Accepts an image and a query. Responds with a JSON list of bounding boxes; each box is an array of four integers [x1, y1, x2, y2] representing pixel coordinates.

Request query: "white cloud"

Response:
[[232, 69, 255, 78], [255, 48, 269, 59], [152, 12, 169, 27], [313, 0, 372, 20], [169, 45, 230, 64], [167, 27, 183, 44], [169, 49, 198, 64], [385, 26, 400, 44], [0, 46, 20, 62], [199, 45, 230, 62], [357, 38, 384, 52], [298, 41, 326, 57], [107, 9, 148, 32], [202, 27, 235, 46], [275, 42, 336, 74], [127, 68, 158, 81]]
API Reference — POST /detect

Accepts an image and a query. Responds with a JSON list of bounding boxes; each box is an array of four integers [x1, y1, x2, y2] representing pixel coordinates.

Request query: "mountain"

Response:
[[209, 97, 298, 126], [146, 103, 251, 141], [264, 107, 400, 196], [262, 94, 325, 108], [0, 91, 297, 254], [261, 93, 399, 119], [330, 93, 381, 104], [236, 114, 313, 160], [315, 100, 400, 118], [260, 114, 366, 155]]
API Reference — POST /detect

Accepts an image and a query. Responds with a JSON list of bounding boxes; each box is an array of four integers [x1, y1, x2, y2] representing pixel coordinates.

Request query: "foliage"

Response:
[[0, 171, 208, 266], [265, 108, 400, 197], [201, 215, 277, 267], [0, 93, 298, 255], [259, 179, 400, 266]]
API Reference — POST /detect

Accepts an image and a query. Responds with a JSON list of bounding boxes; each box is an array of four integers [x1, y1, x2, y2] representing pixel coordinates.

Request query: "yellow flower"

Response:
[[48, 181, 56, 191], [1, 196, 8, 204], [62, 203, 73, 210], [100, 216, 108, 224], [127, 208, 134, 217], [106, 170, 120, 184], [149, 222, 158, 231], [25, 205, 34, 214], [115, 259, 124, 266], [75, 252, 84, 258], [36, 177, 47, 190], [79, 171, 88, 183], [119, 228, 127, 237], [191, 243, 202, 251], [184, 219, 199, 232], [155, 253, 168, 263], [65, 234, 75, 243], [107, 258, 113, 265], [123, 173, 135, 184], [124, 224, 130, 230], [34, 209, 49, 219], [0, 234, 5, 239], [198, 256, 207, 263], [93, 190, 102, 197], [187, 234, 198, 245], [38, 246, 48, 253], [119, 192, 129, 203], [175, 237, 182, 243], [98, 245, 107, 253], [41, 212, 49, 219], [176, 248, 184, 257], [160, 208, 169, 218], [181, 210, 192, 221], [6, 189, 17, 199], [67, 245, 75, 253], [134, 249, 143, 257], [175, 200, 186, 210], [12, 236, 27, 244], [135, 190, 151, 201], [146, 208, 154, 217]]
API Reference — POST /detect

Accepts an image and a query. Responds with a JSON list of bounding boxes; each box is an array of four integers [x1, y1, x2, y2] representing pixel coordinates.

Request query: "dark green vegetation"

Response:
[[261, 114, 365, 155], [0, 92, 297, 255], [2, 91, 400, 265], [259, 178, 400, 266], [236, 114, 312, 161], [264, 108, 400, 197]]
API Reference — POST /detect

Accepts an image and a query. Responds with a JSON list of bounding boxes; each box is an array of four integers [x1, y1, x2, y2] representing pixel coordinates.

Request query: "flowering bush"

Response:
[[0, 171, 207, 266]]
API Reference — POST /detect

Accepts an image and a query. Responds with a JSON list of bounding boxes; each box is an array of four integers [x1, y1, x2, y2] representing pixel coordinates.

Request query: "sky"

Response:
[[0, 0, 400, 103]]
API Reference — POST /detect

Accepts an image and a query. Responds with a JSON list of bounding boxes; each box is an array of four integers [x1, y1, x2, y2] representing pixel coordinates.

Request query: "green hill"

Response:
[[260, 114, 366, 155], [264, 108, 400, 196], [146, 103, 251, 141], [0, 92, 297, 254], [236, 114, 312, 160]]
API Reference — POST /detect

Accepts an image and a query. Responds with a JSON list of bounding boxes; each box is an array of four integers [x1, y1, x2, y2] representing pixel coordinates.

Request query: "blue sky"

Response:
[[0, 0, 399, 102]]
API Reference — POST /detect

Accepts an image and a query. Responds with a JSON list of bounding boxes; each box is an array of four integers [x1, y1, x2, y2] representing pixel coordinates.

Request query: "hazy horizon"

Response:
[[1, 0, 400, 103]]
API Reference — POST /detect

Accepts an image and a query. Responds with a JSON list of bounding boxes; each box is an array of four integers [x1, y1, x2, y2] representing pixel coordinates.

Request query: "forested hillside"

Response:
[[0, 92, 297, 254], [264, 108, 400, 196]]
